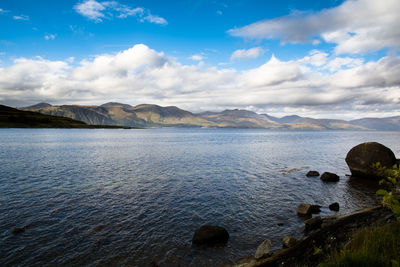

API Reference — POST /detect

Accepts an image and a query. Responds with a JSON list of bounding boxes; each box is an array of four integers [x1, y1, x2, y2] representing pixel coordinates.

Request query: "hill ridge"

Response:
[[20, 102, 400, 130]]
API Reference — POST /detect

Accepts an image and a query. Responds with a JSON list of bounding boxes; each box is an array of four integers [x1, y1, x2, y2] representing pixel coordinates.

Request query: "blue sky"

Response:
[[0, 0, 399, 119]]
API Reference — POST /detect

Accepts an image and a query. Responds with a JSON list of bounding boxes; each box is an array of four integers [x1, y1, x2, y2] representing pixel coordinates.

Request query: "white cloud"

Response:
[[325, 57, 364, 72], [228, 0, 400, 54], [1, 44, 400, 118], [142, 14, 168, 25], [74, 0, 105, 22], [217, 10, 222, 15], [74, 0, 167, 25], [13, 14, 29, 21], [230, 47, 264, 61], [44, 34, 56, 41], [298, 50, 329, 67], [189, 54, 203, 61]]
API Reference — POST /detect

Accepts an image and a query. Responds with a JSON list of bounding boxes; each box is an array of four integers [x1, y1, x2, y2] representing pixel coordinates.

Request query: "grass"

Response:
[[321, 221, 400, 267]]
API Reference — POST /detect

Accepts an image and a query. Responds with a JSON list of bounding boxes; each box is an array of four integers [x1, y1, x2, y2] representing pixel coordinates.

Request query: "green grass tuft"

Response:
[[322, 221, 400, 267]]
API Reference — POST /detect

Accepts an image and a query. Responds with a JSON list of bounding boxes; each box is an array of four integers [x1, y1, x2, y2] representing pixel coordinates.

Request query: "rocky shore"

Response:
[[226, 141, 399, 267], [230, 205, 395, 267]]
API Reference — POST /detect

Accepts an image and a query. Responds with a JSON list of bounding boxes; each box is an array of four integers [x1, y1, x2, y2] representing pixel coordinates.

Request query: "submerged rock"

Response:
[[11, 227, 25, 234], [192, 225, 229, 246], [255, 239, 272, 260], [329, 202, 340, 211], [345, 142, 396, 179], [306, 171, 320, 177], [320, 172, 339, 182], [282, 236, 297, 248]]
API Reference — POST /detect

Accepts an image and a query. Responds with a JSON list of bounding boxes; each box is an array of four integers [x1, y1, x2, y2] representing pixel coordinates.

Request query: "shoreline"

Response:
[[230, 205, 395, 267]]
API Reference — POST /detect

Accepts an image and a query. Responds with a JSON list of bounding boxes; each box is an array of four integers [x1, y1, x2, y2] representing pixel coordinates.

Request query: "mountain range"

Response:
[[21, 102, 400, 130]]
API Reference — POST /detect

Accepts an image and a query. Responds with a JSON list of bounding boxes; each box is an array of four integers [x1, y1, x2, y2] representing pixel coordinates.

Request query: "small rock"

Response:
[[282, 236, 297, 248], [255, 239, 272, 260], [11, 227, 25, 234], [304, 216, 322, 232], [310, 205, 322, 214], [306, 171, 320, 177], [329, 202, 340, 211], [192, 225, 229, 246], [320, 172, 339, 182], [297, 204, 312, 216]]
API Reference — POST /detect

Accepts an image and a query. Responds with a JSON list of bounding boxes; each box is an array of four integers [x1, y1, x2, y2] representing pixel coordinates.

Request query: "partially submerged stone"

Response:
[[320, 172, 339, 182], [310, 205, 322, 214], [192, 225, 229, 246], [329, 202, 340, 211], [345, 142, 396, 179], [255, 239, 272, 260], [297, 204, 312, 216], [297, 204, 321, 216], [306, 171, 320, 177]]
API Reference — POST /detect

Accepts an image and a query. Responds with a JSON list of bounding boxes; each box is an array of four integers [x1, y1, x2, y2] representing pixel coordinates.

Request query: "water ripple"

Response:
[[0, 129, 399, 266]]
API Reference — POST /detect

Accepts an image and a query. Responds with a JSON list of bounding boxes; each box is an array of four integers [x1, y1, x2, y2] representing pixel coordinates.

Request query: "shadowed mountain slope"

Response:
[[0, 105, 128, 128]]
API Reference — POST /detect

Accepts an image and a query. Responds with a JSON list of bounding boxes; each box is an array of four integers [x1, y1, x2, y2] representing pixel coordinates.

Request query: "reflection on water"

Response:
[[0, 129, 399, 266]]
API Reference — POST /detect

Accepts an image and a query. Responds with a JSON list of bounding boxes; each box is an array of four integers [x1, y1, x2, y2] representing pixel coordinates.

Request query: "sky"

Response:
[[0, 0, 399, 119]]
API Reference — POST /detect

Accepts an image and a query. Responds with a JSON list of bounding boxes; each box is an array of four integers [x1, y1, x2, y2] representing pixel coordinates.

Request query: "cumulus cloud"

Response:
[[1, 44, 399, 119], [230, 47, 264, 61], [228, 0, 400, 54], [74, 0, 167, 25], [13, 14, 29, 21]]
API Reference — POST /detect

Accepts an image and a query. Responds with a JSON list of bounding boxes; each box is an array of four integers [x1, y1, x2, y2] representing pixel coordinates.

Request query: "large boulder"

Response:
[[192, 225, 229, 246], [345, 142, 396, 179]]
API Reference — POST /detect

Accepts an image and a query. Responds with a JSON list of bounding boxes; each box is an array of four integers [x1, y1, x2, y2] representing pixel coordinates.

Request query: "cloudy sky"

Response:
[[0, 0, 399, 119]]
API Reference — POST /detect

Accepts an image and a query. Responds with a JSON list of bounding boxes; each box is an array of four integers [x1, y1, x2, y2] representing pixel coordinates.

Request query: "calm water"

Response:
[[1, 129, 399, 266]]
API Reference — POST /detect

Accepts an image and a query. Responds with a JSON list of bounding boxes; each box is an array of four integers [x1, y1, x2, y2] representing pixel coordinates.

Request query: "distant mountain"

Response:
[[272, 115, 365, 130], [23, 102, 52, 109], [351, 116, 400, 130], [200, 109, 280, 128], [0, 105, 129, 128], [100, 102, 132, 109], [21, 102, 400, 130]]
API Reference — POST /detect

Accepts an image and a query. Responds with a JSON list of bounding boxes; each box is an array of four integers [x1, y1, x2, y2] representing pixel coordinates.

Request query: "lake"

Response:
[[1, 129, 399, 266]]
